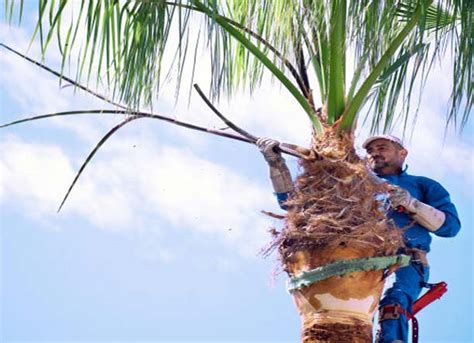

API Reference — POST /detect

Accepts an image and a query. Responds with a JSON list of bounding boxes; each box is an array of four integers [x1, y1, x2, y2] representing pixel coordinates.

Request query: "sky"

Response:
[[1, 2, 473, 342]]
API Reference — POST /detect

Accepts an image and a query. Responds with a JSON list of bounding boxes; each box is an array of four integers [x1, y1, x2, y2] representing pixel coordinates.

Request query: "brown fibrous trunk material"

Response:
[[264, 126, 406, 343], [273, 127, 404, 261]]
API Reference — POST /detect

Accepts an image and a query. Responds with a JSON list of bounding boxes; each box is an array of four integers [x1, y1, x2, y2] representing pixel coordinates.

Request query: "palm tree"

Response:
[[4, 0, 472, 341]]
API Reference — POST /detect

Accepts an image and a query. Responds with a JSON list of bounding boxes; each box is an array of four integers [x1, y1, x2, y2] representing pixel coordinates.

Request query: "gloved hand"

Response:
[[388, 185, 418, 213], [388, 185, 446, 231], [257, 137, 282, 163], [257, 137, 293, 193]]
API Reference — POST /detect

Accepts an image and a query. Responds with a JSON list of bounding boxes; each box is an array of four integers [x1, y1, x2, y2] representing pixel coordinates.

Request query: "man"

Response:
[[257, 135, 460, 343]]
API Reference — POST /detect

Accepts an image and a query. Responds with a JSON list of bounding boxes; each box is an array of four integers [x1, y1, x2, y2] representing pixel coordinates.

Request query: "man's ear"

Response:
[[400, 148, 408, 159]]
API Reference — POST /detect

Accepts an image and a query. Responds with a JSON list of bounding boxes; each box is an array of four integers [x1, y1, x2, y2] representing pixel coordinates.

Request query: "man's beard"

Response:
[[372, 159, 388, 172]]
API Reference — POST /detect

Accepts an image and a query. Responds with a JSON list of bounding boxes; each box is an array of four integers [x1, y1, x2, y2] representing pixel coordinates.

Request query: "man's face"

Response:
[[365, 139, 407, 175]]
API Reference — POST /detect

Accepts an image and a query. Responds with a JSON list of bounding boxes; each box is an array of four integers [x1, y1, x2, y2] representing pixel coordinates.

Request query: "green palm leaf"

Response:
[[4, 0, 473, 134]]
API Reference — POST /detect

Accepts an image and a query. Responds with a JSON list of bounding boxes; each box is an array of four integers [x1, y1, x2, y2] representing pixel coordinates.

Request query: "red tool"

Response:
[[409, 282, 448, 343], [396, 205, 406, 213], [412, 282, 448, 316], [379, 282, 448, 343]]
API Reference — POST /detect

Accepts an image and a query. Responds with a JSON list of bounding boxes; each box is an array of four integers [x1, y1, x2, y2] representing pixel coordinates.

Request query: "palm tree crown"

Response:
[[6, 0, 473, 135]]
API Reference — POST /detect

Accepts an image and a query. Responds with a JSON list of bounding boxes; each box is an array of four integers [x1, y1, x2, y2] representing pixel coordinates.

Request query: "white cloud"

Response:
[[406, 95, 474, 185], [0, 134, 276, 258], [0, 135, 135, 229], [0, 135, 73, 211], [95, 138, 276, 256]]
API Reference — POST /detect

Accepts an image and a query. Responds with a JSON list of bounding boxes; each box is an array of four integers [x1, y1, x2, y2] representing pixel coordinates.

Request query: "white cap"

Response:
[[362, 134, 405, 149]]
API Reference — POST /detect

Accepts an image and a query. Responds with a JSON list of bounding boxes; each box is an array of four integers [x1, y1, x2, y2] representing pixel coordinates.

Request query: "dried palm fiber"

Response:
[[266, 126, 406, 343]]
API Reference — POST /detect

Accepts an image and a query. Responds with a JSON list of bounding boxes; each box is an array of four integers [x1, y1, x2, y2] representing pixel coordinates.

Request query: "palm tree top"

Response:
[[4, 0, 473, 134]]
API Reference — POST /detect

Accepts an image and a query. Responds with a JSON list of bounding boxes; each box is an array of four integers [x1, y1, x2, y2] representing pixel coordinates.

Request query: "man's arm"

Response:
[[257, 138, 294, 209], [421, 180, 461, 237], [388, 182, 461, 236]]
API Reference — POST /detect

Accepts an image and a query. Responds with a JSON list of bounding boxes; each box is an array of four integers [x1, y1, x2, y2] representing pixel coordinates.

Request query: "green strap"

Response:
[[287, 254, 411, 293]]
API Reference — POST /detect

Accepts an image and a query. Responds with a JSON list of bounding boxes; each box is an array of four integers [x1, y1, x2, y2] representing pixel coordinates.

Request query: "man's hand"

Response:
[[257, 138, 293, 194], [388, 185, 446, 232], [388, 185, 418, 213], [257, 138, 282, 163]]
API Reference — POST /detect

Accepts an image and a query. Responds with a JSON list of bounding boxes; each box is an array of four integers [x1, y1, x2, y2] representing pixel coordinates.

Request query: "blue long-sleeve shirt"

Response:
[[275, 170, 460, 252], [379, 170, 460, 251]]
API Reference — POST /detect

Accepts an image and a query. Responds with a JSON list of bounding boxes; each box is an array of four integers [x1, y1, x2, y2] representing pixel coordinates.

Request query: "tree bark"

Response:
[[287, 246, 385, 342], [270, 127, 406, 342]]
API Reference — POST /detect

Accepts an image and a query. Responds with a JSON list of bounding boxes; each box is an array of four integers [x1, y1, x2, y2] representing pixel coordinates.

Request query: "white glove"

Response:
[[388, 185, 417, 212], [388, 185, 445, 232], [257, 137, 282, 163], [257, 137, 294, 193]]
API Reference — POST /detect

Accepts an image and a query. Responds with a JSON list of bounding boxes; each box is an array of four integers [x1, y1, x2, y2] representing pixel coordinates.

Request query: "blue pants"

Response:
[[378, 263, 430, 342]]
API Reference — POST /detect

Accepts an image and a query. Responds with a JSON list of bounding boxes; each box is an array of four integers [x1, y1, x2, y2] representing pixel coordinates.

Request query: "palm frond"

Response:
[[190, 1, 322, 131], [57, 116, 142, 212], [393, 0, 473, 131], [4, 0, 473, 135], [340, 0, 429, 131], [326, 0, 346, 123]]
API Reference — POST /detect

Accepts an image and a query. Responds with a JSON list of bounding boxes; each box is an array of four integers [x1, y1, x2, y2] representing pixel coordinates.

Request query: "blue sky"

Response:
[[1, 2, 473, 342]]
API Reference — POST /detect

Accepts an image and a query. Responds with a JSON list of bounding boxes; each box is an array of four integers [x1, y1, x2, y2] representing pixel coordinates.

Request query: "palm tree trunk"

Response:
[[271, 127, 406, 342], [287, 246, 386, 342]]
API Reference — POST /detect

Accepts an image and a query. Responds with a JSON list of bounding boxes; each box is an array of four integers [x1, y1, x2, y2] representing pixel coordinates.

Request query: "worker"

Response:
[[257, 135, 461, 343]]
